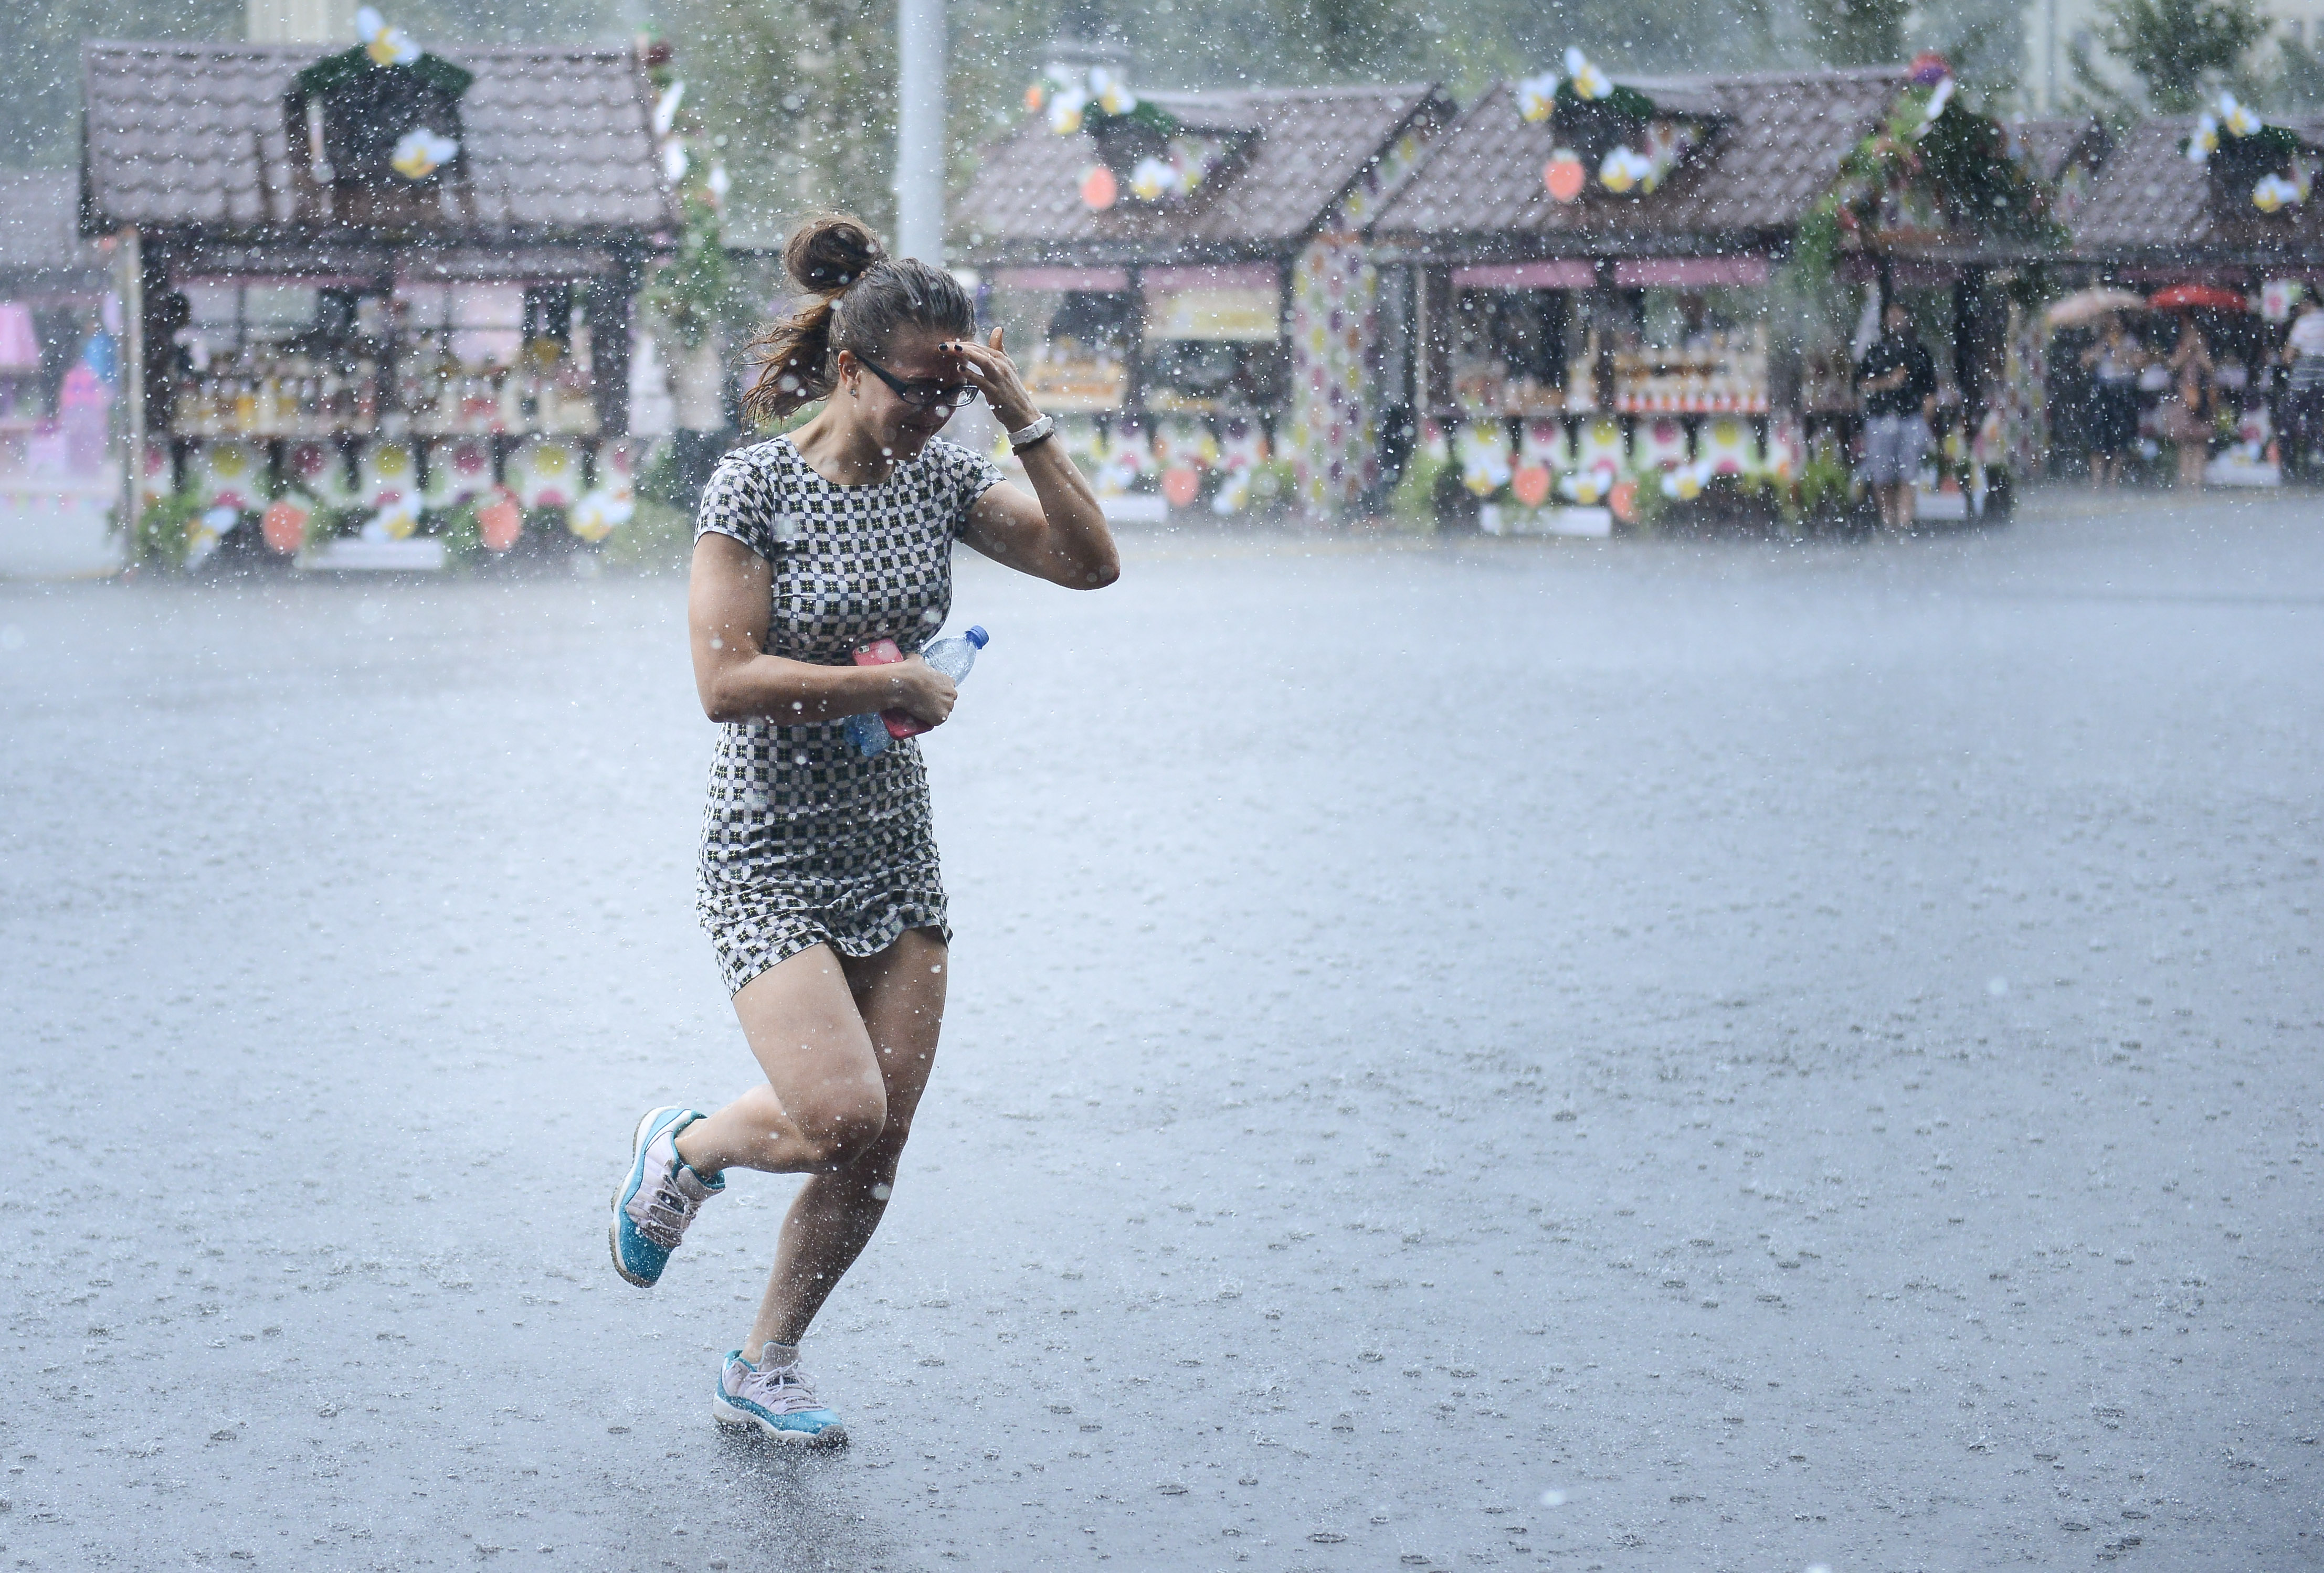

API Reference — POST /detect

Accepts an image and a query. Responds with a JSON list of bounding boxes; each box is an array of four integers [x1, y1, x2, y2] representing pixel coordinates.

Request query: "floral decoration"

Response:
[[509, 439, 583, 510], [1512, 49, 1698, 197], [356, 7, 421, 68], [1795, 61, 2061, 274], [2184, 92, 2312, 212], [261, 495, 313, 554], [566, 488, 634, 543], [390, 127, 458, 182], [194, 440, 267, 511], [1288, 235, 1381, 516], [361, 498, 420, 542]]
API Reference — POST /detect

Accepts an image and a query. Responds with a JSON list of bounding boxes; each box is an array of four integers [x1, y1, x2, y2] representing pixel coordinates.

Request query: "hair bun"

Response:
[[786, 214, 887, 296]]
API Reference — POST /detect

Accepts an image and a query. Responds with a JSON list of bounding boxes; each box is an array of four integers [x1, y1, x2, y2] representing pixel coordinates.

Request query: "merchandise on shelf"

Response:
[[1021, 340, 1128, 412], [1610, 325, 1770, 413]]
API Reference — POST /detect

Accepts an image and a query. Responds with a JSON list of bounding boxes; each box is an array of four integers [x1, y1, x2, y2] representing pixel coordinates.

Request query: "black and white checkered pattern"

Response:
[[692, 433, 1002, 994]]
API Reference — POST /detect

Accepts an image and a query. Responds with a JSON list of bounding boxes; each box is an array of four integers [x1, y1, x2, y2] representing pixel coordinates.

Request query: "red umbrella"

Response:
[[2149, 283, 2248, 311]]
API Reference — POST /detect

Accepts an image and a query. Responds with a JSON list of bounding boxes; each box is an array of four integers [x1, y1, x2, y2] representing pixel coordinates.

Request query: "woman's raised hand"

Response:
[[945, 328, 1039, 431]]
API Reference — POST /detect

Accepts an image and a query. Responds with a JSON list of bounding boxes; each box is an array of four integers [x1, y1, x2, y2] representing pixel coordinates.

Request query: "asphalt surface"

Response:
[[3, 490, 2319, 1571]]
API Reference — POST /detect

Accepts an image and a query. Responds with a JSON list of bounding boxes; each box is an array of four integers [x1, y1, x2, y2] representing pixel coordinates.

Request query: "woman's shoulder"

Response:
[[696, 436, 810, 549], [712, 434, 804, 481], [915, 435, 986, 476]]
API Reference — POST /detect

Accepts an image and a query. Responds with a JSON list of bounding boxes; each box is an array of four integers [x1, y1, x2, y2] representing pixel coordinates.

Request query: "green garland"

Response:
[[1794, 80, 2063, 279], [293, 47, 472, 103]]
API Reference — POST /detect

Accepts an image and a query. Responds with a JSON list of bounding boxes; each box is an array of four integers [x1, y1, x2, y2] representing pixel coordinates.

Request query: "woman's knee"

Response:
[[794, 1092, 888, 1168]]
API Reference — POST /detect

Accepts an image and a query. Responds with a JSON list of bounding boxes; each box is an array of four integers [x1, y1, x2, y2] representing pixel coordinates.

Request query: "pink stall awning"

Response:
[[991, 267, 1131, 292], [1451, 260, 1596, 290], [1140, 263, 1281, 293], [1613, 257, 1771, 288]]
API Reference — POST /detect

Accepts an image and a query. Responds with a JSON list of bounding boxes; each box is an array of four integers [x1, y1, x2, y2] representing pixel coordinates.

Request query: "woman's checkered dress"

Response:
[[692, 433, 1002, 994]]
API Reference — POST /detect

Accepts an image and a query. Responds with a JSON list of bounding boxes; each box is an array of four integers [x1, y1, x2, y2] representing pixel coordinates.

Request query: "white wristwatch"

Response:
[[1007, 414, 1057, 450]]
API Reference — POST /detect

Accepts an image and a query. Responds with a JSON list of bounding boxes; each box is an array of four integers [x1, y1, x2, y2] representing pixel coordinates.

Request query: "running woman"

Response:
[[609, 215, 1117, 1446]]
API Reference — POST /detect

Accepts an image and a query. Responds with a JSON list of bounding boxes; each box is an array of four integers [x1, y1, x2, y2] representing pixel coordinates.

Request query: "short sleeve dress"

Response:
[[693, 433, 1003, 994]]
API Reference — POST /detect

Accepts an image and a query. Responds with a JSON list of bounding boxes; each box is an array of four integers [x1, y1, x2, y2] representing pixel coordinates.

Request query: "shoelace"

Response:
[[740, 1362, 827, 1415], [632, 1165, 702, 1250]]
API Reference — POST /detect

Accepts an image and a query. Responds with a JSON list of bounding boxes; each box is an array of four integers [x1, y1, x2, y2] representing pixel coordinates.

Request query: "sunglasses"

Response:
[[855, 355, 979, 411]]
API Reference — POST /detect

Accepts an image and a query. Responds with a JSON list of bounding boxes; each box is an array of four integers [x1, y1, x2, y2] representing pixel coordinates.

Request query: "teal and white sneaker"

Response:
[[609, 1106, 722, 1288], [713, 1347, 848, 1447]]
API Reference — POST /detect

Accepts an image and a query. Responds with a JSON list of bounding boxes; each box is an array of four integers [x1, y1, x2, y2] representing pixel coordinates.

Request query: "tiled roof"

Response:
[[81, 42, 672, 237], [0, 168, 111, 279], [2069, 114, 2324, 259], [1368, 67, 1908, 256], [2007, 116, 2109, 182], [952, 84, 1447, 264]]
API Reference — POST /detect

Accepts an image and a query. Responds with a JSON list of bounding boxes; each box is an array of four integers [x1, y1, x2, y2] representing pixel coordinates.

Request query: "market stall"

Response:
[[2059, 103, 2324, 484], [0, 168, 126, 577], [1368, 60, 1909, 533], [954, 48, 1449, 520], [80, 19, 671, 570]]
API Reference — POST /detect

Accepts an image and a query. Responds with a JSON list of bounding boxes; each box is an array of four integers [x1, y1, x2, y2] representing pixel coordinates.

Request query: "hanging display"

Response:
[[2185, 93, 2315, 213], [1512, 49, 1702, 198]]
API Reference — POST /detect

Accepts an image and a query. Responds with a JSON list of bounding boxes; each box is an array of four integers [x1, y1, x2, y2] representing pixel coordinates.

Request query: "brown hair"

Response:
[[742, 214, 977, 422]]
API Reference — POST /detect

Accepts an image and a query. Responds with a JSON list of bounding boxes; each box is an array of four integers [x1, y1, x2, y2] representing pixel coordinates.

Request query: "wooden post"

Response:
[[590, 257, 638, 437], [118, 228, 144, 552]]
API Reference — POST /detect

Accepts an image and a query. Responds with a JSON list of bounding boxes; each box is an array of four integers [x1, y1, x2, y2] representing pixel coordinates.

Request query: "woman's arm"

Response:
[[688, 532, 956, 726], [945, 330, 1121, 590]]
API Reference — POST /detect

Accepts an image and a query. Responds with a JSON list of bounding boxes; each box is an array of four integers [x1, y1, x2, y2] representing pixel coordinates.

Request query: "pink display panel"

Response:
[[1613, 257, 1772, 288], [1451, 261, 1597, 290]]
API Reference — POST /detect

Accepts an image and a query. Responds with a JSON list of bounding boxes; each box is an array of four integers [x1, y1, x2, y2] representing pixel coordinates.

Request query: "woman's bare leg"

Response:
[[675, 944, 890, 1176], [672, 929, 948, 1355], [747, 929, 946, 1349]]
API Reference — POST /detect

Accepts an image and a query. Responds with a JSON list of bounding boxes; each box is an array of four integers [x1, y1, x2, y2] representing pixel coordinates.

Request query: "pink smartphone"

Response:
[[850, 640, 930, 738]]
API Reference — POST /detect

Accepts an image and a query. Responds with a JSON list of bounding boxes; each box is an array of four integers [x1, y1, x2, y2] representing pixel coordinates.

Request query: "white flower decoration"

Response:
[[566, 488, 635, 543], [356, 7, 421, 68], [1517, 71, 1560, 123], [1660, 460, 1713, 501], [2220, 94, 2262, 138], [390, 127, 458, 180], [1048, 86, 1089, 135], [1599, 145, 1655, 193], [2252, 174, 2305, 213], [1559, 462, 1618, 504], [1128, 156, 1178, 201], [1089, 67, 1137, 116], [1564, 48, 1610, 101], [360, 499, 419, 543], [2189, 113, 2220, 162]]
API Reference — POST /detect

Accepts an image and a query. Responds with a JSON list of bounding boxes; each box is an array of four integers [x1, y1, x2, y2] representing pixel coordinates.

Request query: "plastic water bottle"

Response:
[[844, 626, 988, 757]]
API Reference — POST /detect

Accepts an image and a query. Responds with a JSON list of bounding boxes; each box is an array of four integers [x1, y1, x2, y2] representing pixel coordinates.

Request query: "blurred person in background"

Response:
[[1856, 298, 1938, 529], [2281, 292, 2324, 482], [2080, 316, 2146, 489], [2164, 318, 2215, 492], [606, 215, 1118, 1448]]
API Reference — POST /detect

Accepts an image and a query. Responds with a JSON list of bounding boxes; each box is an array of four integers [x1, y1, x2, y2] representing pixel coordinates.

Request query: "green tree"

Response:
[[1267, 0, 1419, 77], [1805, 0, 1911, 67], [0, 0, 241, 166], [2096, 0, 2267, 110], [2269, 34, 2324, 108]]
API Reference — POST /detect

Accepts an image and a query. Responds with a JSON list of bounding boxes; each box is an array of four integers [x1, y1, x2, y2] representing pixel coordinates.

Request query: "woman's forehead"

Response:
[[879, 327, 957, 376]]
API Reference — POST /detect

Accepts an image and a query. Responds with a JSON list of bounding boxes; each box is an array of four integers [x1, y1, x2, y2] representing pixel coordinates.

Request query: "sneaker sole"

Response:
[[712, 1397, 848, 1448], [608, 1104, 684, 1289]]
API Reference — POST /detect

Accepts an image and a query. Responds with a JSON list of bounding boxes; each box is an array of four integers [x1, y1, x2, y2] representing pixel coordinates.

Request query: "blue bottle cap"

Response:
[[965, 626, 989, 647]]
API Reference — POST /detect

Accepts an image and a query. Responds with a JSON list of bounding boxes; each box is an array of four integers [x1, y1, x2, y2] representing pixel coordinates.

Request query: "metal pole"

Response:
[[120, 228, 144, 557], [894, 0, 946, 264]]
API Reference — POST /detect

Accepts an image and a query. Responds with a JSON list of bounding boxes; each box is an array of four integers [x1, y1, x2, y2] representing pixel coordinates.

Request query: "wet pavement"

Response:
[[3, 488, 2319, 1571]]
